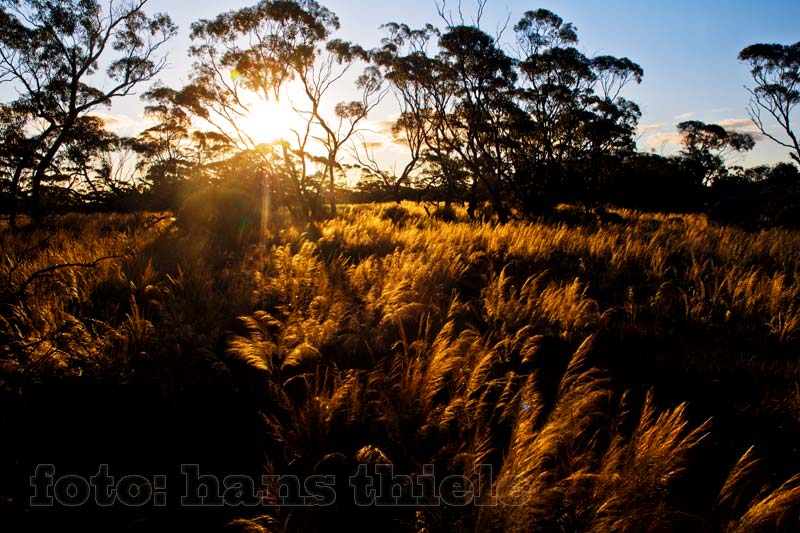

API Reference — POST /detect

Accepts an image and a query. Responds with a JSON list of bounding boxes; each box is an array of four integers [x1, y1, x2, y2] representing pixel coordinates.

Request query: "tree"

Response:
[[366, 23, 441, 203], [511, 9, 642, 213], [365, 8, 643, 220], [299, 40, 385, 217], [128, 86, 234, 208], [51, 115, 126, 205], [436, 24, 519, 221], [0, 0, 176, 222], [1, 104, 137, 221], [0, 104, 38, 227], [176, 0, 383, 220], [378, 24, 471, 209], [677, 120, 755, 186], [149, 0, 331, 221], [739, 42, 800, 165]]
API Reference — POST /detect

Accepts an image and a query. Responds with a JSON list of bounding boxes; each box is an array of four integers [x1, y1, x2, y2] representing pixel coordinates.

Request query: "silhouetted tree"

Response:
[[0, 104, 38, 228], [436, 25, 519, 221], [129, 87, 233, 208], [739, 41, 800, 165], [307, 42, 385, 216], [511, 9, 642, 214], [365, 8, 642, 220], [0, 0, 176, 222], [54, 116, 130, 205], [677, 120, 755, 186], [180, 0, 383, 219], [367, 23, 441, 202]]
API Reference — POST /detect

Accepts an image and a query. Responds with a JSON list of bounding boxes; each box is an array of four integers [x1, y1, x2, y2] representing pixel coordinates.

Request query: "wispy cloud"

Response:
[[673, 111, 693, 121], [637, 123, 664, 133], [718, 117, 765, 141], [719, 118, 756, 130], [642, 131, 683, 150], [356, 118, 394, 141], [640, 116, 767, 154], [92, 112, 150, 137]]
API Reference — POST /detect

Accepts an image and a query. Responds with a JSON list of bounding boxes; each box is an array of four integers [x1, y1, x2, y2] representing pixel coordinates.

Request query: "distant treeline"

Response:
[[1, 1, 798, 228]]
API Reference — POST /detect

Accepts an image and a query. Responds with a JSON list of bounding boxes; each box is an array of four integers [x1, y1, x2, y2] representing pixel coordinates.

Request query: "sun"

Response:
[[236, 89, 308, 146]]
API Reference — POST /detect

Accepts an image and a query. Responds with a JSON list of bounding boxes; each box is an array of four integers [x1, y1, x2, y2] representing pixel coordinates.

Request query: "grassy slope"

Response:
[[1, 203, 799, 531]]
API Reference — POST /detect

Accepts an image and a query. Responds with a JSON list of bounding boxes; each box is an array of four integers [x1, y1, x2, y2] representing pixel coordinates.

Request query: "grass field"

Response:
[[2, 203, 799, 531]]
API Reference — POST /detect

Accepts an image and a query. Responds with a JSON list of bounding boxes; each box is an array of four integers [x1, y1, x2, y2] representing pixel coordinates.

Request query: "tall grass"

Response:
[[2, 203, 799, 531]]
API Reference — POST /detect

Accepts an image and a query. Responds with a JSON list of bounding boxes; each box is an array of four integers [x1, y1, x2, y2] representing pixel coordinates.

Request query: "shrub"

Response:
[[380, 204, 410, 224], [432, 204, 458, 222]]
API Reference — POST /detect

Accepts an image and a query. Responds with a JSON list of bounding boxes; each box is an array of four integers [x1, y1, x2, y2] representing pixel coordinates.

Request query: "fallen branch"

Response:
[[143, 214, 174, 230], [4, 253, 130, 303]]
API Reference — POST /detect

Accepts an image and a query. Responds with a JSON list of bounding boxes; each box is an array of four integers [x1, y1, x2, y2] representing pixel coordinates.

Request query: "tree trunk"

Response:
[[327, 153, 337, 218], [280, 145, 312, 223], [8, 164, 23, 230], [30, 122, 72, 225], [467, 183, 478, 221], [328, 169, 337, 217]]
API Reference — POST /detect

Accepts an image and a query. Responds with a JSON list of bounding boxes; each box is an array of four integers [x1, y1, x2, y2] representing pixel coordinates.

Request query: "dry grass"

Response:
[[2, 202, 800, 531]]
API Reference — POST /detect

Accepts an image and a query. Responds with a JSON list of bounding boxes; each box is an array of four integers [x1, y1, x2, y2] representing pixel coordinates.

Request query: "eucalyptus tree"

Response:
[[365, 23, 442, 202], [170, 0, 330, 220], [382, 27, 470, 209], [435, 24, 520, 221], [0, 104, 38, 227], [739, 42, 800, 165], [511, 9, 642, 212], [54, 115, 124, 200], [677, 120, 755, 186], [127, 86, 235, 208], [0, 0, 176, 222], [176, 0, 383, 219], [306, 41, 385, 216], [0, 104, 139, 222], [371, 8, 643, 218], [373, 9, 522, 219]]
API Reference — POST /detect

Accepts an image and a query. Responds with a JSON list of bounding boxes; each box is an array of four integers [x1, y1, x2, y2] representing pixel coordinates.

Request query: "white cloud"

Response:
[[642, 131, 683, 150], [369, 119, 395, 135], [718, 118, 756, 130], [92, 112, 151, 137], [673, 111, 694, 121], [718, 117, 765, 141], [637, 123, 664, 133]]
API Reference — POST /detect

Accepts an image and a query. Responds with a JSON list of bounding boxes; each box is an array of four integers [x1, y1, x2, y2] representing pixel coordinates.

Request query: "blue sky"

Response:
[[104, 0, 800, 167]]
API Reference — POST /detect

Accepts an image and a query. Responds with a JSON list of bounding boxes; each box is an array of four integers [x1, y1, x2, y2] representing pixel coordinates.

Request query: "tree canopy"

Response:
[[1, 1, 799, 228], [677, 120, 755, 186], [0, 0, 176, 223], [739, 41, 800, 165]]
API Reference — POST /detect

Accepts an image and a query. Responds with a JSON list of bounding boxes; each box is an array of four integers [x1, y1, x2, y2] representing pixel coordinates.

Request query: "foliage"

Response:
[[0, 0, 177, 222], [510, 9, 643, 213], [677, 120, 755, 187], [157, 0, 384, 220], [367, 9, 643, 219], [2, 2, 800, 226], [739, 41, 800, 165]]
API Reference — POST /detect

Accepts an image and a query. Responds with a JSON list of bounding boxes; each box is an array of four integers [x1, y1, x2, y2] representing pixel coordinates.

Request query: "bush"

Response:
[[380, 204, 410, 224], [431, 204, 457, 222]]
